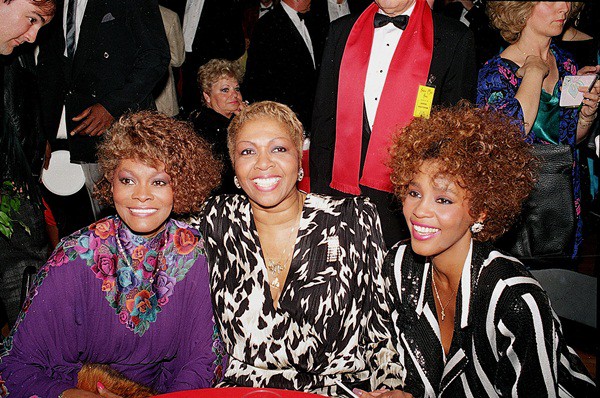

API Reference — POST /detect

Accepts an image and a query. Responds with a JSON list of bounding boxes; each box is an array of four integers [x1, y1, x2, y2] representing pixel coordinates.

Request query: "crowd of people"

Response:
[[1, 0, 599, 397]]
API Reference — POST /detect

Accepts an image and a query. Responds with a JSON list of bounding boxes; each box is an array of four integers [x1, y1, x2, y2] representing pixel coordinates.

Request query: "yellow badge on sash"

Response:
[[413, 85, 435, 119]]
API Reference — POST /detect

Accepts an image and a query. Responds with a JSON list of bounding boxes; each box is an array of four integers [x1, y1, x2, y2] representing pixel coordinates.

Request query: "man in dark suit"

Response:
[[37, 0, 169, 237], [310, 0, 476, 246], [243, 0, 327, 129], [180, 0, 245, 115], [242, 0, 279, 46]]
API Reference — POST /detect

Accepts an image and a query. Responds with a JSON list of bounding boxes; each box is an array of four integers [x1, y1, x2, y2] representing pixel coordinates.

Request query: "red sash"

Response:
[[330, 0, 433, 194]]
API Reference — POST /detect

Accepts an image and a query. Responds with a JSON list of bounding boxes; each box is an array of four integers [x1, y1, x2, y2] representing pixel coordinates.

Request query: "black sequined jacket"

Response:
[[381, 240, 595, 397]]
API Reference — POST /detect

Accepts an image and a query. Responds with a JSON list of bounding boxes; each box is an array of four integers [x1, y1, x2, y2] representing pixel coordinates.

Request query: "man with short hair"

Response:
[[311, 0, 476, 246], [0, 0, 55, 55]]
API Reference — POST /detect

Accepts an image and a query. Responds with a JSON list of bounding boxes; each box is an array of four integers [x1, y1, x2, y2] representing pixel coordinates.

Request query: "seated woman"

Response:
[[477, 1, 600, 259], [358, 104, 595, 397], [190, 58, 246, 194], [0, 112, 223, 396], [196, 101, 398, 395]]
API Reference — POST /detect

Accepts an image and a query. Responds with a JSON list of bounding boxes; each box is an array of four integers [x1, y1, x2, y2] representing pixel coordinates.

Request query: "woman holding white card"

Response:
[[476, 1, 600, 260]]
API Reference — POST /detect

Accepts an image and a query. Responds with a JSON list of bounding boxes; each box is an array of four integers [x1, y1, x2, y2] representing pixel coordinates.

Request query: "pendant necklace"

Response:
[[431, 270, 456, 321], [265, 198, 302, 290]]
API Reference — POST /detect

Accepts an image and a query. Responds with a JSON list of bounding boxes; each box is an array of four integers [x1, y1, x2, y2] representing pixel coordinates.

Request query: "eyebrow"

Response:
[[35, 12, 47, 24]]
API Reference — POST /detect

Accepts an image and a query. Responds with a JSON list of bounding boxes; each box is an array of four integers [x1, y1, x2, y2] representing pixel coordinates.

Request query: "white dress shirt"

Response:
[[259, 1, 274, 18], [364, 2, 415, 128], [281, 1, 315, 67], [182, 0, 206, 52], [327, 0, 350, 22], [58, 0, 89, 139], [62, 0, 89, 57]]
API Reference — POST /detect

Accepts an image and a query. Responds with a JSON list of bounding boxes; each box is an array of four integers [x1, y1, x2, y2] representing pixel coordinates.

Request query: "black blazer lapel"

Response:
[[71, 0, 106, 78], [277, 6, 314, 70]]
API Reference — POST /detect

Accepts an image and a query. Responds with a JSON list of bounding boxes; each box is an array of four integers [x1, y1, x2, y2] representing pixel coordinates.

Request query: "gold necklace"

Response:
[[264, 197, 303, 290], [115, 231, 161, 284], [431, 270, 456, 321]]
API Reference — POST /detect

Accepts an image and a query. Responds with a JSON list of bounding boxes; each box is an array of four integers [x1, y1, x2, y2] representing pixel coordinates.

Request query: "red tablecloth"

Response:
[[156, 387, 326, 398]]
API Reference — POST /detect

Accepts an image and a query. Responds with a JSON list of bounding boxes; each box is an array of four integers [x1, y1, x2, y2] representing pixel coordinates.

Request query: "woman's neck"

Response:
[[430, 238, 471, 291], [515, 30, 553, 60], [251, 190, 305, 230]]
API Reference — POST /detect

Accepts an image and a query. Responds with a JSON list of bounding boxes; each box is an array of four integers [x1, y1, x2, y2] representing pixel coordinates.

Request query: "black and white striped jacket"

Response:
[[381, 240, 595, 397]]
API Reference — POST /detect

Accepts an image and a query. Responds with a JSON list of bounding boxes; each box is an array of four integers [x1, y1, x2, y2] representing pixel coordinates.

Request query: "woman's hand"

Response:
[[516, 55, 549, 79], [353, 388, 414, 398], [235, 100, 249, 116], [577, 65, 600, 119]]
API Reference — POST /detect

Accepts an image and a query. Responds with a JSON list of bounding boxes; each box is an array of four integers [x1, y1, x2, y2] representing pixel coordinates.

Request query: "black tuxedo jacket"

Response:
[[37, 0, 170, 163], [310, 12, 476, 195], [243, 3, 327, 128]]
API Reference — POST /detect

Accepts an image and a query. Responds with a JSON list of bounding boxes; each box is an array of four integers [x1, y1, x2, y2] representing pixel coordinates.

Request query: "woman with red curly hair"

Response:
[[0, 112, 224, 397], [357, 104, 595, 397]]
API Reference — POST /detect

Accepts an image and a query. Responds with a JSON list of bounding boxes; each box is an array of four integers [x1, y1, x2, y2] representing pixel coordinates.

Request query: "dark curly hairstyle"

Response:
[[389, 102, 536, 242], [95, 111, 222, 214]]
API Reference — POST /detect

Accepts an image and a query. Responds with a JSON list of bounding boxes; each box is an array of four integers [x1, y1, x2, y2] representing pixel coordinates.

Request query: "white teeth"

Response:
[[253, 177, 281, 188], [413, 225, 439, 234], [130, 208, 157, 215]]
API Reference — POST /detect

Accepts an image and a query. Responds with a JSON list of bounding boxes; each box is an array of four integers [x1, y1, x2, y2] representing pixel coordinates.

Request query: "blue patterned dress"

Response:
[[477, 45, 582, 257]]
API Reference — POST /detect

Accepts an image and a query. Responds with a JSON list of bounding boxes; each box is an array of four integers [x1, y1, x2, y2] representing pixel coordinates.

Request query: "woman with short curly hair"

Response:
[[477, 1, 599, 260], [359, 103, 595, 397], [0, 111, 225, 396], [190, 58, 246, 194]]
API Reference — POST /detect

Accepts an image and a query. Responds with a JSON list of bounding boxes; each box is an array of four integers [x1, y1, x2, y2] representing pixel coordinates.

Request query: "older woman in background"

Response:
[[0, 112, 223, 396], [477, 1, 600, 259], [358, 104, 595, 397], [196, 101, 398, 396], [190, 59, 246, 194]]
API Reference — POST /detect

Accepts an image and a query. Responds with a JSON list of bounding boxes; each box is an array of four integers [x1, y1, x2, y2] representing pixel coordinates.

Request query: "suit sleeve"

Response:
[[167, 11, 185, 68], [439, 27, 477, 105], [309, 22, 343, 194], [99, 0, 170, 117]]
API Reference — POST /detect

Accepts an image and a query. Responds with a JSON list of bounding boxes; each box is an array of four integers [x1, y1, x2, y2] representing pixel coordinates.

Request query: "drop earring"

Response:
[[234, 176, 241, 189], [297, 168, 304, 182]]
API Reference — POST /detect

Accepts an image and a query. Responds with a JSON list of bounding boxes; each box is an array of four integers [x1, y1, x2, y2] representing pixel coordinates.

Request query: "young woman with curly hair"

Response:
[[0, 112, 225, 397], [356, 104, 595, 398], [477, 1, 600, 260]]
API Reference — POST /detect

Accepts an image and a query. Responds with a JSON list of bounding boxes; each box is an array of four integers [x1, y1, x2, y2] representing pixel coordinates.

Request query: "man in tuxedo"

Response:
[[37, 0, 169, 237], [180, 0, 245, 114], [244, 0, 327, 129], [242, 0, 279, 46], [310, 0, 476, 246]]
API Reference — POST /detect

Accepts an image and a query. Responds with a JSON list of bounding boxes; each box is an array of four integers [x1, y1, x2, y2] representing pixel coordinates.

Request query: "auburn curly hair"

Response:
[[487, 1, 581, 43], [95, 111, 222, 214], [227, 101, 304, 163], [389, 102, 536, 242]]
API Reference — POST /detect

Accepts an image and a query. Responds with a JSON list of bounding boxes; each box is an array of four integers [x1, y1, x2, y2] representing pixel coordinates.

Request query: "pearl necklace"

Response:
[[115, 230, 160, 284], [431, 271, 456, 322]]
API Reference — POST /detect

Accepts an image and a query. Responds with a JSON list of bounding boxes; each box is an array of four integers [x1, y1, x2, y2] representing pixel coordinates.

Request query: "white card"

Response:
[[560, 75, 597, 107]]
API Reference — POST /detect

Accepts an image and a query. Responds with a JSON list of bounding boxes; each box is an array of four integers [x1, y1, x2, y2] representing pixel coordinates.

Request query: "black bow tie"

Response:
[[297, 12, 307, 21], [260, 5, 273, 12], [374, 13, 409, 30]]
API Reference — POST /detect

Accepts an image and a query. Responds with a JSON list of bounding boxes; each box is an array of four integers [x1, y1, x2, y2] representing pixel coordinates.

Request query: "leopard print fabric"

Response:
[[193, 193, 400, 395]]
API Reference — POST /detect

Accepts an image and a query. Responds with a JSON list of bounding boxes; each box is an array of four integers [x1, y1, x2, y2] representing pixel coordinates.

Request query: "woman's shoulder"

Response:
[[305, 193, 378, 213]]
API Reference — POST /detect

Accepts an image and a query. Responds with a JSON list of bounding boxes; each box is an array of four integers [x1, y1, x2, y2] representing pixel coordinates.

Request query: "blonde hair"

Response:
[[197, 59, 244, 105], [227, 101, 304, 164]]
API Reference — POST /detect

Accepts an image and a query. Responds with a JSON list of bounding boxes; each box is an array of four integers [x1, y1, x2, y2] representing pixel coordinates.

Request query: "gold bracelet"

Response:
[[579, 119, 594, 128]]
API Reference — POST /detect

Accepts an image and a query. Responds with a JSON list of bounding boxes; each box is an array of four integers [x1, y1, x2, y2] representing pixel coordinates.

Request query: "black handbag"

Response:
[[496, 144, 576, 268]]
